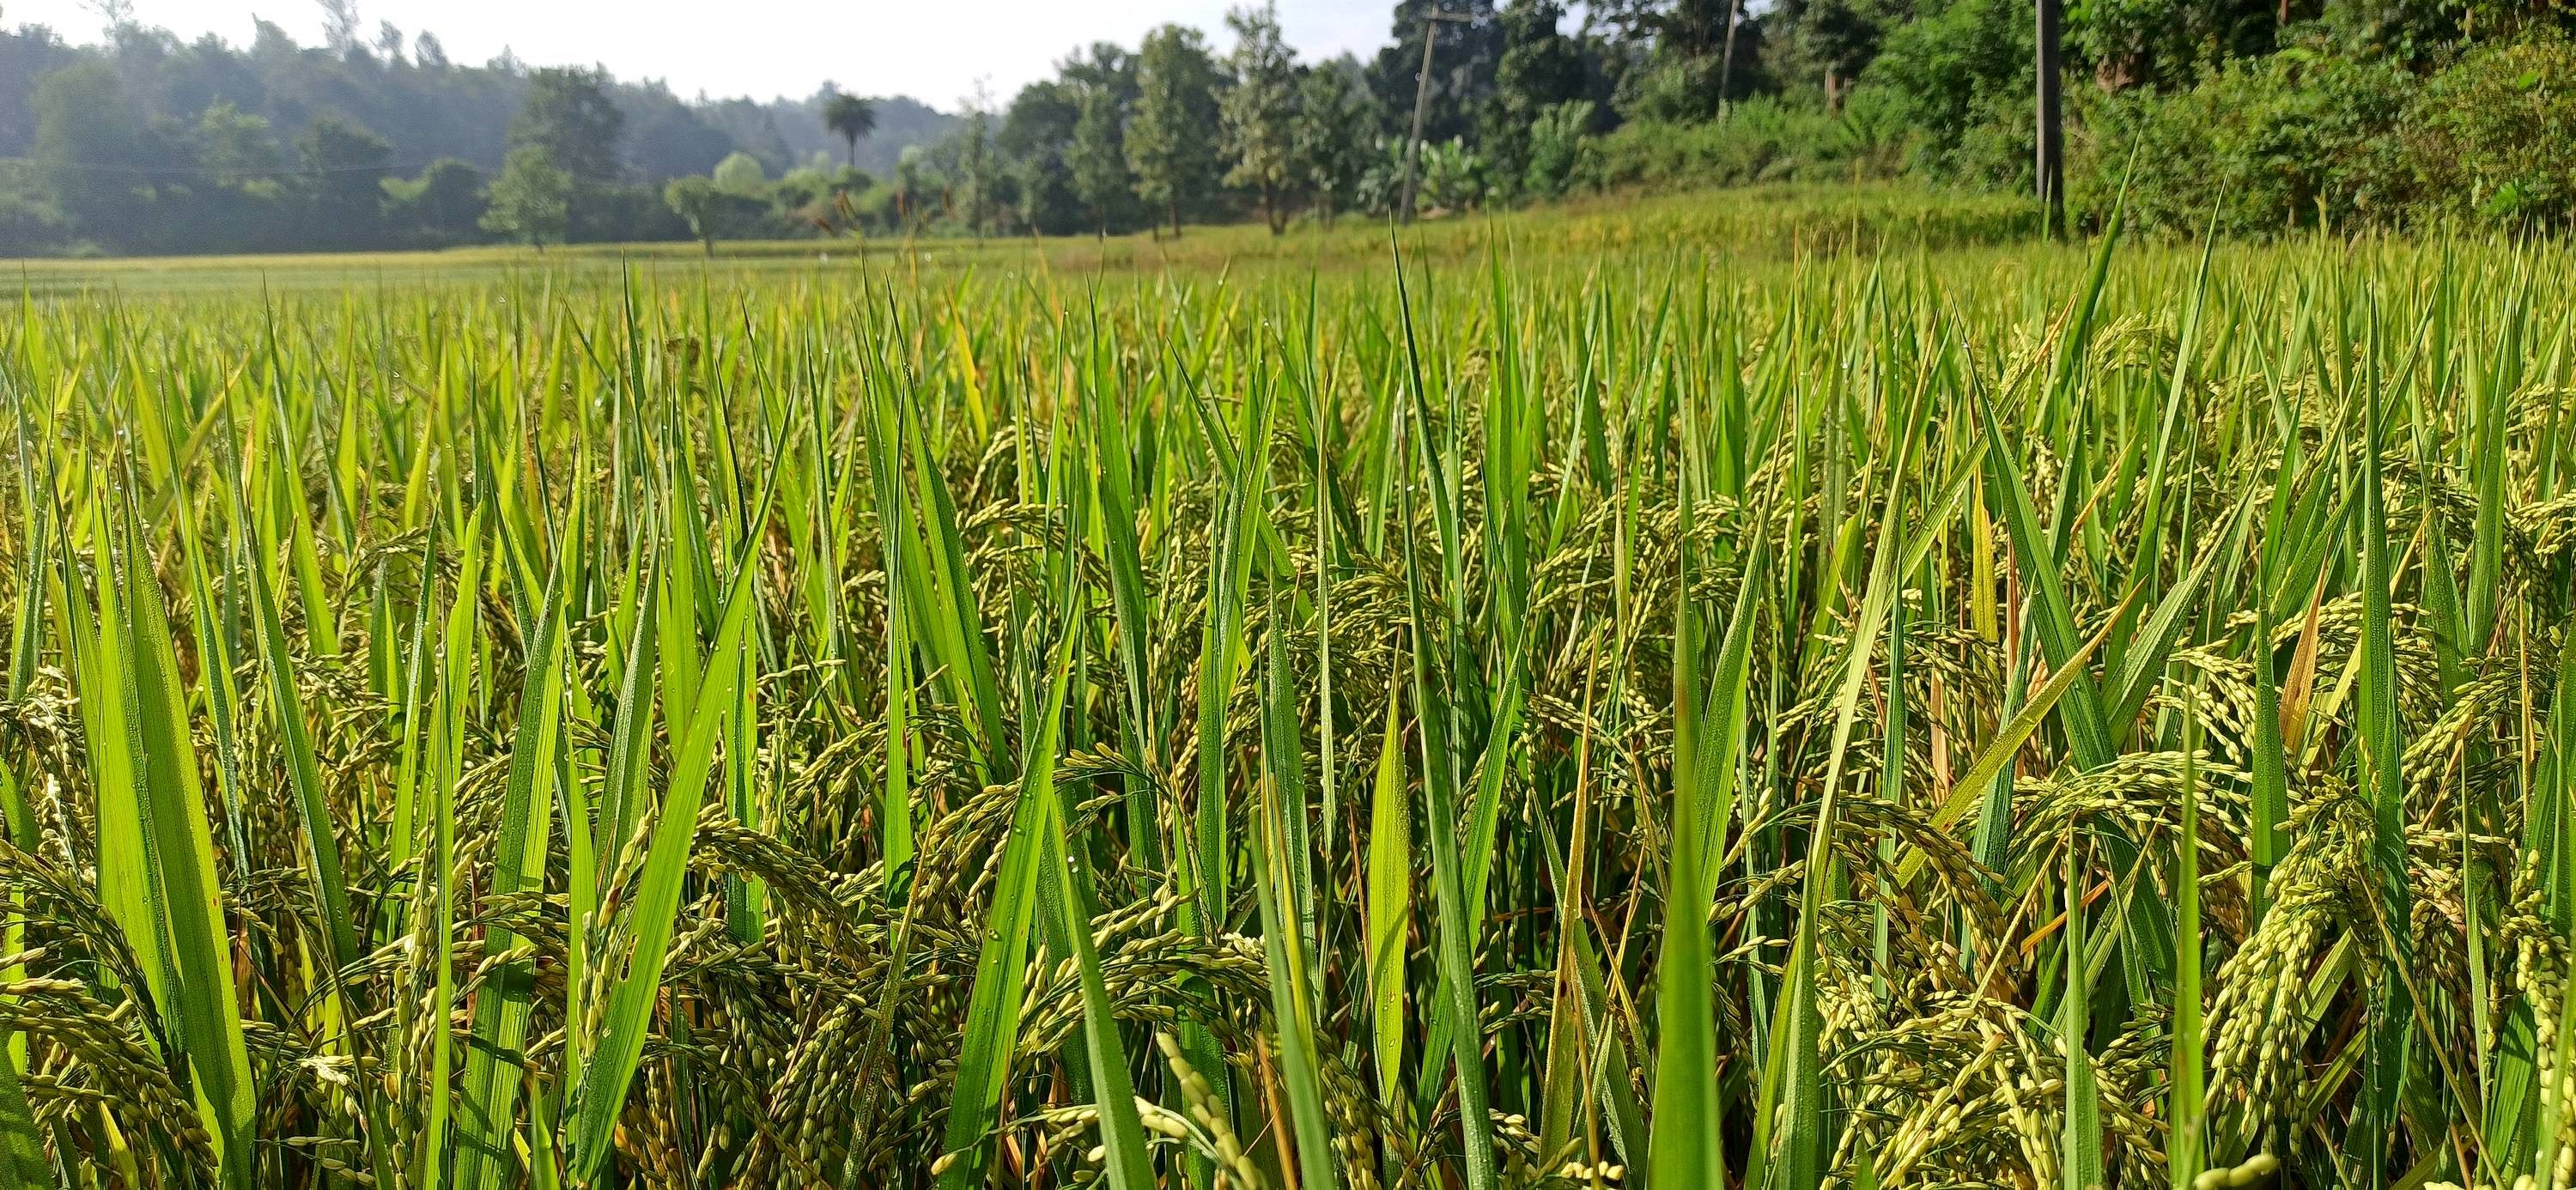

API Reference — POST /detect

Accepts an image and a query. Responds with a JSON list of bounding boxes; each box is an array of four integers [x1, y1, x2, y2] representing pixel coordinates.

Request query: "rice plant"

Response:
[[2, 211, 2573, 1189]]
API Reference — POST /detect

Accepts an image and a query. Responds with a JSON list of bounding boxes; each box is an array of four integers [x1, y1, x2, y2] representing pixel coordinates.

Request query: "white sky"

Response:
[[3, 0, 1400, 108]]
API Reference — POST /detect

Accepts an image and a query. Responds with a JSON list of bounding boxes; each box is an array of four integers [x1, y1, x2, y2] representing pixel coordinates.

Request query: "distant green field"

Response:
[[8, 184, 2040, 296], [1, 185, 2565, 1190]]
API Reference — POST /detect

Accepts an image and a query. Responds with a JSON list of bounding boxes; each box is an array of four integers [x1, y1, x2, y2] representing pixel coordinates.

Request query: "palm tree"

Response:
[[823, 91, 878, 169]]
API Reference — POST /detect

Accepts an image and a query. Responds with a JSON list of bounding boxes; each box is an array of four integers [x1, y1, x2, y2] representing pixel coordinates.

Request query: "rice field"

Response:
[[2, 202, 2573, 1190]]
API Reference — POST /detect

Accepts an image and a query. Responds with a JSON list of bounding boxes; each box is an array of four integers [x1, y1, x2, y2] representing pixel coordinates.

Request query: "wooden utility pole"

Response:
[[1398, 7, 1471, 225], [2035, 0, 2065, 234]]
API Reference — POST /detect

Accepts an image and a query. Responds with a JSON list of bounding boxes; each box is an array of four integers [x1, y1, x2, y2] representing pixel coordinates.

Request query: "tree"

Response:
[[712, 150, 768, 197], [1771, 0, 1911, 111], [1221, 3, 1301, 233], [822, 90, 877, 167], [623, 81, 738, 180], [999, 78, 1081, 160], [192, 101, 283, 185], [318, 0, 362, 57], [1520, 98, 1593, 197], [1487, 0, 1602, 178], [1294, 59, 1374, 222], [664, 174, 722, 254], [1070, 84, 1131, 235], [512, 65, 624, 185], [1126, 24, 1222, 237], [1060, 42, 1142, 105], [31, 63, 150, 241], [1013, 151, 1082, 236], [891, 144, 936, 232], [1000, 79, 1085, 235], [383, 157, 484, 245], [481, 144, 571, 248], [297, 114, 392, 246]]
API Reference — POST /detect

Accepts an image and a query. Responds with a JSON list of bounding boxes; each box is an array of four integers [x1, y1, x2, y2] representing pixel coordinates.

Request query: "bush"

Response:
[[0, 183, 68, 257], [1619, 53, 1727, 124], [2069, 42, 2415, 235], [1522, 100, 1597, 199], [1575, 94, 1911, 193], [2403, 34, 2576, 227], [1865, 0, 2036, 186]]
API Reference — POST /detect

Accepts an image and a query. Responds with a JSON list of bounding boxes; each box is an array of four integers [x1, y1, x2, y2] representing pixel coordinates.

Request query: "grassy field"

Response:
[[0, 189, 2570, 1190], [4, 185, 2039, 296]]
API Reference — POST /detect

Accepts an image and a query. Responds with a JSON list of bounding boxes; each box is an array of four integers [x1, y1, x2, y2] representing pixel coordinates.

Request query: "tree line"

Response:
[[11, 0, 2576, 256], [0, 9, 948, 256]]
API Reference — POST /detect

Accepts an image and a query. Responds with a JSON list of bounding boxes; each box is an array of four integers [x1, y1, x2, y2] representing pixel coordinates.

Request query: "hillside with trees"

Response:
[[0, 10, 951, 254], [7, 0, 2576, 257]]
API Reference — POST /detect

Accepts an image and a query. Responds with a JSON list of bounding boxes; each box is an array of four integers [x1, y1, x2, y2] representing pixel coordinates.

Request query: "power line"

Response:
[[27, 157, 460, 177]]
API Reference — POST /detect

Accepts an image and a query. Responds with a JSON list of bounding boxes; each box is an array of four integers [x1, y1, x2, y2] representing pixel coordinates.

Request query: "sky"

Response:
[[3, 0, 1400, 107]]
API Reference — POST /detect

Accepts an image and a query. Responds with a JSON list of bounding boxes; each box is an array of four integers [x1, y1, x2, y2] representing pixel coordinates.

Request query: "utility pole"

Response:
[[1398, 6, 1471, 226], [2034, 0, 2065, 234]]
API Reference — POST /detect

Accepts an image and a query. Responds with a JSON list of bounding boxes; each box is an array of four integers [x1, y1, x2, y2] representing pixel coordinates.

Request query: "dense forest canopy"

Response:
[[4, 0, 2575, 257]]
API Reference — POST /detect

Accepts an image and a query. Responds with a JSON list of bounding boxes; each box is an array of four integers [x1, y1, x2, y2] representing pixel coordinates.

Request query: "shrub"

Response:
[[1865, 0, 2037, 186], [2069, 42, 2415, 235], [2402, 34, 2576, 227], [1522, 100, 1597, 199], [1420, 138, 1493, 212], [1575, 94, 1912, 193]]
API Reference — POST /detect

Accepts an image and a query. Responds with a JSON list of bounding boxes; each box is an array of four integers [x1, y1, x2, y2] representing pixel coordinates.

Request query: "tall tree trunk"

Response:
[[2035, 0, 2066, 234], [1717, 0, 1745, 112]]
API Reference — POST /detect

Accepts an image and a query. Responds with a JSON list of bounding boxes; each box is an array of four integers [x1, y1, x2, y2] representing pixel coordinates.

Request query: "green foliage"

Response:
[[1486, 0, 1611, 176], [1071, 84, 1135, 234], [1127, 24, 1224, 235], [1862, 0, 2036, 185], [191, 103, 283, 185], [712, 150, 769, 198], [1521, 98, 1596, 197], [1769, 0, 1914, 105], [32, 62, 151, 237], [1366, 0, 1507, 143], [2070, 44, 2415, 234], [381, 158, 487, 246], [0, 19, 957, 255], [664, 173, 722, 251], [480, 145, 573, 246], [512, 66, 626, 185], [2068, 0, 2280, 90], [823, 90, 879, 166], [1577, 94, 1909, 191], [28, 0, 2576, 257], [295, 115, 392, 247], [1293, 60, 1376, 222], [1221, 3, 1301, 232], [1419, 137, 1493, 209], [0, 164, 66, 257], [1616, 56, 1716, 124], [2403, 33, 2576, 225]]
